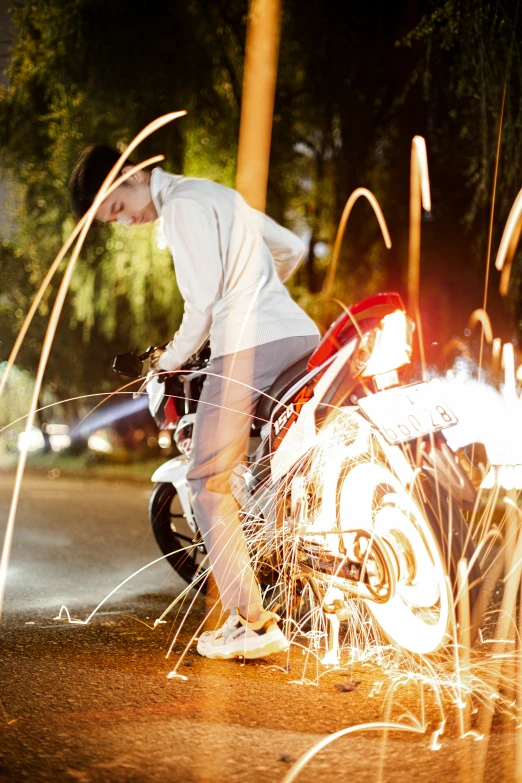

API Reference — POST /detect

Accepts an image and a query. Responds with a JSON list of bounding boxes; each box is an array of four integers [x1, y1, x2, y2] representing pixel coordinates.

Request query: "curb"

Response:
[[1, 464, 154, 485]]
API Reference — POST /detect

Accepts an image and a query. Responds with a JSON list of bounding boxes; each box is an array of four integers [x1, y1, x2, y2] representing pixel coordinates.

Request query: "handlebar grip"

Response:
[[138, 343, 169, 361]]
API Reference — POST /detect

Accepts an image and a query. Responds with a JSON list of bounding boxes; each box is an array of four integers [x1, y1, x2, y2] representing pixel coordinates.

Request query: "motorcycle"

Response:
[[114, 292, 485, 657]]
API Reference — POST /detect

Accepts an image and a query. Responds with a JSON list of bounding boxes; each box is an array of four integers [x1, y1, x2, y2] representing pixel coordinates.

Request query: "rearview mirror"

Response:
[[113, 353, 143, 379]]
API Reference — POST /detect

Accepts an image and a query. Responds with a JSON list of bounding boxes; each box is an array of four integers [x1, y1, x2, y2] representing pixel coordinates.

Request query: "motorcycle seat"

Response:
[[254, 350, 314, 425]]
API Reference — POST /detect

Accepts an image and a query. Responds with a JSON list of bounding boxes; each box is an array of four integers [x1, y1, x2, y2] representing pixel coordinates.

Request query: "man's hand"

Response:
[[149, 347, 167, 372]]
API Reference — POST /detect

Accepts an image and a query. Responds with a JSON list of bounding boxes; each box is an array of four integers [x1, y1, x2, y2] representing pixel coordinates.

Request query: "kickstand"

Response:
[[322, 609, 340, 666]]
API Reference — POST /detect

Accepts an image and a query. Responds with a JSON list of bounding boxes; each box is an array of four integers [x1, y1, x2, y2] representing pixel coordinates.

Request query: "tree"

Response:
[[398, 0, 522, 337]]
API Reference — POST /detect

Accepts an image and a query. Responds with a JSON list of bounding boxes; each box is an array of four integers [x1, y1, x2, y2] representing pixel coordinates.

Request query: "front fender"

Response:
[[151, 457, 197, 534], [151, 456, 188, 484]]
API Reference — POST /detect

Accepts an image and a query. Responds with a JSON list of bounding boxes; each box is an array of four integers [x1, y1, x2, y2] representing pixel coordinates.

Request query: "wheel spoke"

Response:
[[172, 532, 196, 545]]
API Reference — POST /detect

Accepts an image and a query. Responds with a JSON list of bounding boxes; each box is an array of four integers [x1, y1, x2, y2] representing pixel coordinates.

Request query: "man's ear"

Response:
[[121, 164, 145, 184]]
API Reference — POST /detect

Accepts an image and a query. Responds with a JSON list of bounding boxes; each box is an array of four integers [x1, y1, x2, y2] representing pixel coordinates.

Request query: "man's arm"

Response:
[[158, 199, 223, 372], [260, 212, 306, 283]]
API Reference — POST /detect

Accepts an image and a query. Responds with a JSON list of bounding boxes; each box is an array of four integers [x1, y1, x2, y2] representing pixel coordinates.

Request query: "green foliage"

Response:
[[395, 0, 522, 333], [399, 0, 522, 226], [0, 362, 34, 449]]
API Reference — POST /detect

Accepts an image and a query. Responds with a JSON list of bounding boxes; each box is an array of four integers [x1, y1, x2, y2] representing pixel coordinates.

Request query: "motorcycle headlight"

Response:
[[352, 310, 413, 379], [351, 329, 378, 377], [174, 414, 195, 457]]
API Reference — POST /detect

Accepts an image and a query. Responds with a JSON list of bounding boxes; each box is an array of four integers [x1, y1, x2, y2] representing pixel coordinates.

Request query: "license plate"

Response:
[[357, 380, 458, 444]]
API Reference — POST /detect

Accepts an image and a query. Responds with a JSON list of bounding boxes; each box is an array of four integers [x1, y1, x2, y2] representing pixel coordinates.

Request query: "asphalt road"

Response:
[[0, 473, 518, 783]]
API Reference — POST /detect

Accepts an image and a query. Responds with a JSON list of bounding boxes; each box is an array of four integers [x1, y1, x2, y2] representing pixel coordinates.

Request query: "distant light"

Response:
[[17, 427, 45, 453], [158, 431, 171, 449], [49, 434, 71, 452], [313, 241, 329, 259], [88, 433, 113, 454], [44, 423, 69, 436], [294, 142, 314, 158]]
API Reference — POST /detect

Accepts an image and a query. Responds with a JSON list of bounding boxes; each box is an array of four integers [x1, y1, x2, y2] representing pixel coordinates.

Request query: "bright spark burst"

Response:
[[4, 125, 522, 783]]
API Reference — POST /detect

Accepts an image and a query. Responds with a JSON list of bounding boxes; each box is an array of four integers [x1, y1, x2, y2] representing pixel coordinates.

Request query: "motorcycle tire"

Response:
[[417, 474, 484, 644], [149, 482, 207, 592], [338, 462, 484, 654]]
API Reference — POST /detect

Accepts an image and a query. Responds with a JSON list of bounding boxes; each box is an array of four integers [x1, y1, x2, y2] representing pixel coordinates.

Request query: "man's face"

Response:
[[95, 167, 158, 226]]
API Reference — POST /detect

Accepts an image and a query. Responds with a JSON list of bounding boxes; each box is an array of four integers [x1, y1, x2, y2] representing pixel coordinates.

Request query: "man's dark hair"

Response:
[[69, 145, 133, 220]]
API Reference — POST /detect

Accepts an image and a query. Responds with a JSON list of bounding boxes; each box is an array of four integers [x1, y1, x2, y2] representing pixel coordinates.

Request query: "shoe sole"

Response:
[[197, 635, 289, 660]]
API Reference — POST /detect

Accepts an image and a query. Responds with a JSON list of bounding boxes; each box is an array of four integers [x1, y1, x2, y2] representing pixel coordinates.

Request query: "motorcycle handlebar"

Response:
[[137, 343, 168, 361], [113, 340, 210, 380]]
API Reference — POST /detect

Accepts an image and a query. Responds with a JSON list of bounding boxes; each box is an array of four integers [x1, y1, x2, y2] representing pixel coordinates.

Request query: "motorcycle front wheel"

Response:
[[338, 462, 484, 654], [149, 482, 207, 591]]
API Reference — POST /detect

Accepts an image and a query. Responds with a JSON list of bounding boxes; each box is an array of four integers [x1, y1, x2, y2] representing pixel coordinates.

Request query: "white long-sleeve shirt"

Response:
[[151, 168, 319, 372]]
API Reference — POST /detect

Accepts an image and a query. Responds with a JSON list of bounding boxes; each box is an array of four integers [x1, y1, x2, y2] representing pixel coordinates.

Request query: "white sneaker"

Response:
[[197, 610, 289, 660]]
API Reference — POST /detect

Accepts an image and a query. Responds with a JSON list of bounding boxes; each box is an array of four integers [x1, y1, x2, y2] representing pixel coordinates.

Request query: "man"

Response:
[[69, 145, 320, 659]]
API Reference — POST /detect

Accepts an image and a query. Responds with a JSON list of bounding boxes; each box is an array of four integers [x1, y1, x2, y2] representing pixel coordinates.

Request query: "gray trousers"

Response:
[[186, 335, 319, 611]]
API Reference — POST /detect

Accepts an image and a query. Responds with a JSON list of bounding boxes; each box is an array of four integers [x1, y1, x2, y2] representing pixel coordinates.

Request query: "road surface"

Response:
[[0, 473, 517, 782]]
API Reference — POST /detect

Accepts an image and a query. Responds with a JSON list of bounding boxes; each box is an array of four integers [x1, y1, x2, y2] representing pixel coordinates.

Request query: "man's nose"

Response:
[[116, 214, 134, 226]]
